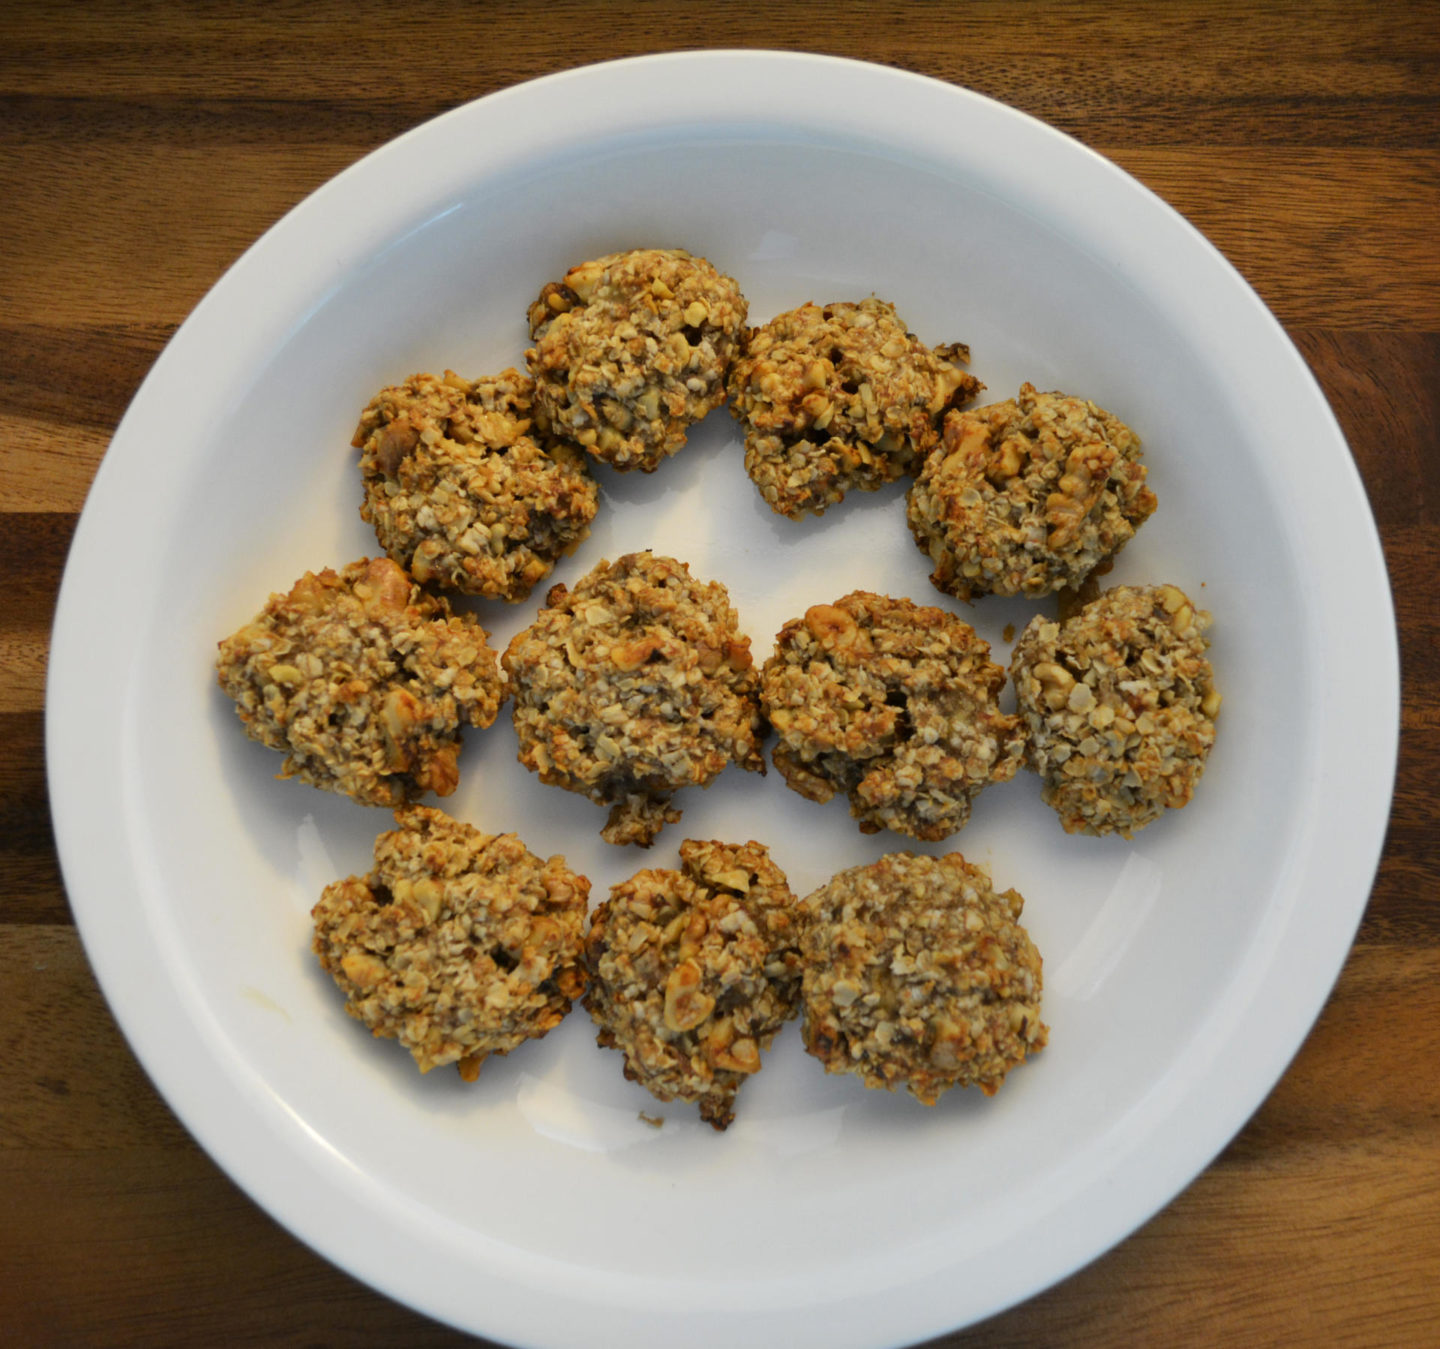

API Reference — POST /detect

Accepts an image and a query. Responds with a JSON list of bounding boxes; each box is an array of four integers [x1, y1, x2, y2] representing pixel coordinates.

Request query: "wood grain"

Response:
[[3, 1, 1437, 1345]]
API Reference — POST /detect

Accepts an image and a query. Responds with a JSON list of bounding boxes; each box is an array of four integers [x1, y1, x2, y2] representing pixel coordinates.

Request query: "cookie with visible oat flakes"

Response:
[[312, 805, 589, 1080], [760, 591, 1024, 841], [1010, 583, 1220, 837], [215, 556, 504, 807], [503, 552, 765, 847], [907, 383, 1156, 601], [584, 839, 801, 1130], [800, 852, 1047, 1104], [727, 297, 981, 519], [526, 248, 748, 473], [353, 368, 598, 602]]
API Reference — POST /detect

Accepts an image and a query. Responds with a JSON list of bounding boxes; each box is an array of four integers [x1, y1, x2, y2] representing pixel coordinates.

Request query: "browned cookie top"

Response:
[[728, 298, 981, 519], [800, 851, 1046, 1104], [353, 368, 597, 602], [503, 552, 765, 847], [1010, 583, 1220, 837], [584, 839, 800, 1130], [312, 806, 589, 1079], [761, 591, 1024, 840], [216, 557, 504, 806], [908, 383, 1156, 600], [526, 248, 748, 473]]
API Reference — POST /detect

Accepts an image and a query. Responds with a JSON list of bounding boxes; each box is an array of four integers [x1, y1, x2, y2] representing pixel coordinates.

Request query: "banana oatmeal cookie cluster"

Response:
[[526, 248, 748, 473], [503, 552, 765, 847], [212, 236, 1241, 1133], [728, 297, 981, 519], [353, 368, 598, 602], [312, 806, 589, 1079], [800, 852, 1047, 1104], [215, 557, 504, 806], [908, 383, 1156, 600], [760, 591, 1024, 840], [1010, 584, 1220, 837], [584, 839, 802, 1129]]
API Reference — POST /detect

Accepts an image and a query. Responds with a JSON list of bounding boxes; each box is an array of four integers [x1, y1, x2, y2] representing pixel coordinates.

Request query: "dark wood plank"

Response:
[[1295, 330, 1440, 533], [0, 1149, 487, 1348], [0, 712, 68, 923], [2, 2, 1437, 149], [0, 512, 77, 634], [0, 323, 171, 435]]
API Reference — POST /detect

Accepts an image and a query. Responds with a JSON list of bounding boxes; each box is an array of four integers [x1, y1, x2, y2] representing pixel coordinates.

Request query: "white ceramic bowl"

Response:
[[48, 51, 1397, 1348]]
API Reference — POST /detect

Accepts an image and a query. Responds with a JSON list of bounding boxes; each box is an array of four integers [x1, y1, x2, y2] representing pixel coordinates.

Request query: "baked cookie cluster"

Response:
[[312, 806, 589, 1079], [215, 557, 503, 807], [1010, 584, 1220, 836], [907, 382, 1157, 600], [503, 552, 765, 847], [761, 591, 1024, 840], [800, 852, 1047, 1103], [213, 241, 1229, 1127], [583, 839, 801, 1128], [728, 297, 981, 519], [354, 368, 598, 601], [527, 248, 748, 473]]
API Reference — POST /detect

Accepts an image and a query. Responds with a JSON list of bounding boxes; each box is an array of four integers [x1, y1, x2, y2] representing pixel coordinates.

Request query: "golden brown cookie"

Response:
[[353, 368, 597, 602], [800, 852, 1046, 1103], [526, 248, 748, 472], [728, 298, 981, 518], [584, 839, 801, 1130], [312, 806, 589, 1079], [215, 557, 503, 806], [761, 591, 1024, 840], [1010, 583, 1220, 836], [503, 552, 765, 846], [907, 383, 1156, 600]]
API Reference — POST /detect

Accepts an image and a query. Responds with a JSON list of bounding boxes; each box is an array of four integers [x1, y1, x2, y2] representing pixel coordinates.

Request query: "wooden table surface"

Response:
[[5, 2, 1437, 1344]]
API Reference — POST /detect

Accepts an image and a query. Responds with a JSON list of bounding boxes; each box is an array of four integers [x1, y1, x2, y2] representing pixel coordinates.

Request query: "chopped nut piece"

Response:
[[1010, 584, 1220, 836], [761, 591, 1025, 840], [584, 840, 801, 1130], [312, 806, 589, 1077], [215, 557, 503, 806], [907, 383, 1156, 600], [800, 852, 1046, 1103], [526, 248, 748, 473], [503, 553, 765, 846], [353, 368, 598, 602], [728, 298, 981, 518]]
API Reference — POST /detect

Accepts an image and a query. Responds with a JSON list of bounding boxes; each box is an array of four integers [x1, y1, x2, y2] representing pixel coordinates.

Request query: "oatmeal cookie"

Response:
[[1010, 584, 1221, 836], [526, 248, 748, 473], [907, 383, 1157, 600], [216, 556, 503, 806], [800, 852, 1046, 1103], [760, 591, 1024, 840], [312, 805, 589, 1079], [353, 368, 598, 602], [727, 298, 982, 519], [584, 839, 801, 1129], [503, 552, 765, 846]]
